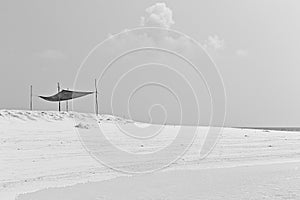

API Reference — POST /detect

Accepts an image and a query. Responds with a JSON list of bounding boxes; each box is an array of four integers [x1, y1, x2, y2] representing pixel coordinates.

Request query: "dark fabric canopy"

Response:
[[39, 90, 94, 102]]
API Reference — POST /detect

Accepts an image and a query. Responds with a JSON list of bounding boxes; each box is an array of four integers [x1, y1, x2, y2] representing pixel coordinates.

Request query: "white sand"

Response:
[[17, 162, 300, 200], [1, 110, 300, 200]]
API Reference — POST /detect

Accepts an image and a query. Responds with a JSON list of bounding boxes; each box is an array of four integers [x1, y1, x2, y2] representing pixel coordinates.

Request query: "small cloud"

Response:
[[236, 49, 248, 57], [35, 49, 66, 59], [204, 35, 225, 51], [140, 2, 175, 29]]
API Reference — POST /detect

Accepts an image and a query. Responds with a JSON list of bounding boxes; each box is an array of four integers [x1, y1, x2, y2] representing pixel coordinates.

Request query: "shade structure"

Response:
[[39, 90, 94, 102]]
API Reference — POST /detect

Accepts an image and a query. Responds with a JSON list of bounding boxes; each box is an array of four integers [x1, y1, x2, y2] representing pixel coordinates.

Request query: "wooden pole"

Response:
[[57, 82, 61, 112], [66, 88, 69, 112], [95, 79, 98, 115], [30, 85, 33, 111]]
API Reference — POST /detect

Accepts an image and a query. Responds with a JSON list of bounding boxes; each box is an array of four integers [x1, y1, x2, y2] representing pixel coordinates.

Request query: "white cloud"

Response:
[[204, 35, 225, 51], [35, 49, 66, 59], [236, 49, 248, 57], [106, 3, 197, 57], [140, 3, 175, 29]]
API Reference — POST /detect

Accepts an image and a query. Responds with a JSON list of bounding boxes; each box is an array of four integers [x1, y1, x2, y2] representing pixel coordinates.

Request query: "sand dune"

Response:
[[1, 110, 300, 199]]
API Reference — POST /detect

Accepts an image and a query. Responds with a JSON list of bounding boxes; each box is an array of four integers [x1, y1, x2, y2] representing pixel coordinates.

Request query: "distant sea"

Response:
[[236, 127, 300, 132]]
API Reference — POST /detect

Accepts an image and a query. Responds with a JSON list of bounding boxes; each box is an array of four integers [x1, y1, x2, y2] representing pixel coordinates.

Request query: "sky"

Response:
[[1, 0, 300, 127]]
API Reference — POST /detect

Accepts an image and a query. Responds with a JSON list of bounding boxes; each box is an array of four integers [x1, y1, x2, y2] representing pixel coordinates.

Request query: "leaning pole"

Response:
[[95, 79, 98, 115], [30, 85, 33, 111]]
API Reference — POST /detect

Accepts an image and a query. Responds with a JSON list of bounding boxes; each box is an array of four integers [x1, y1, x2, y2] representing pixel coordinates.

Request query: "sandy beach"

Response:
[[18, 162, 300, 200], [1, 110, 300, 199], [2, 1, 300, 199]]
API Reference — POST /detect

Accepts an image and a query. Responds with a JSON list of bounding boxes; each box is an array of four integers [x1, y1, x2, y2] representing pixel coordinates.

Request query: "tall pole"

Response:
[[66, 88, 69, 112], [30, 85, 33, 111], [95, 79, 98, 115], [57, 82, 61, 112]]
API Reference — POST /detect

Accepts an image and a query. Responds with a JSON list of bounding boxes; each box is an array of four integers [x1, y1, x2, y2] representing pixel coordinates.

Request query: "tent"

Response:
[[32, 80, 99, 114], [39, 90, 94, 102]]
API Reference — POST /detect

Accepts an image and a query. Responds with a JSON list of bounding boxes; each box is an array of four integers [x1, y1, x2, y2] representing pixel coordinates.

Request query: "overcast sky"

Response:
[[1, 0, 300, 127]]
